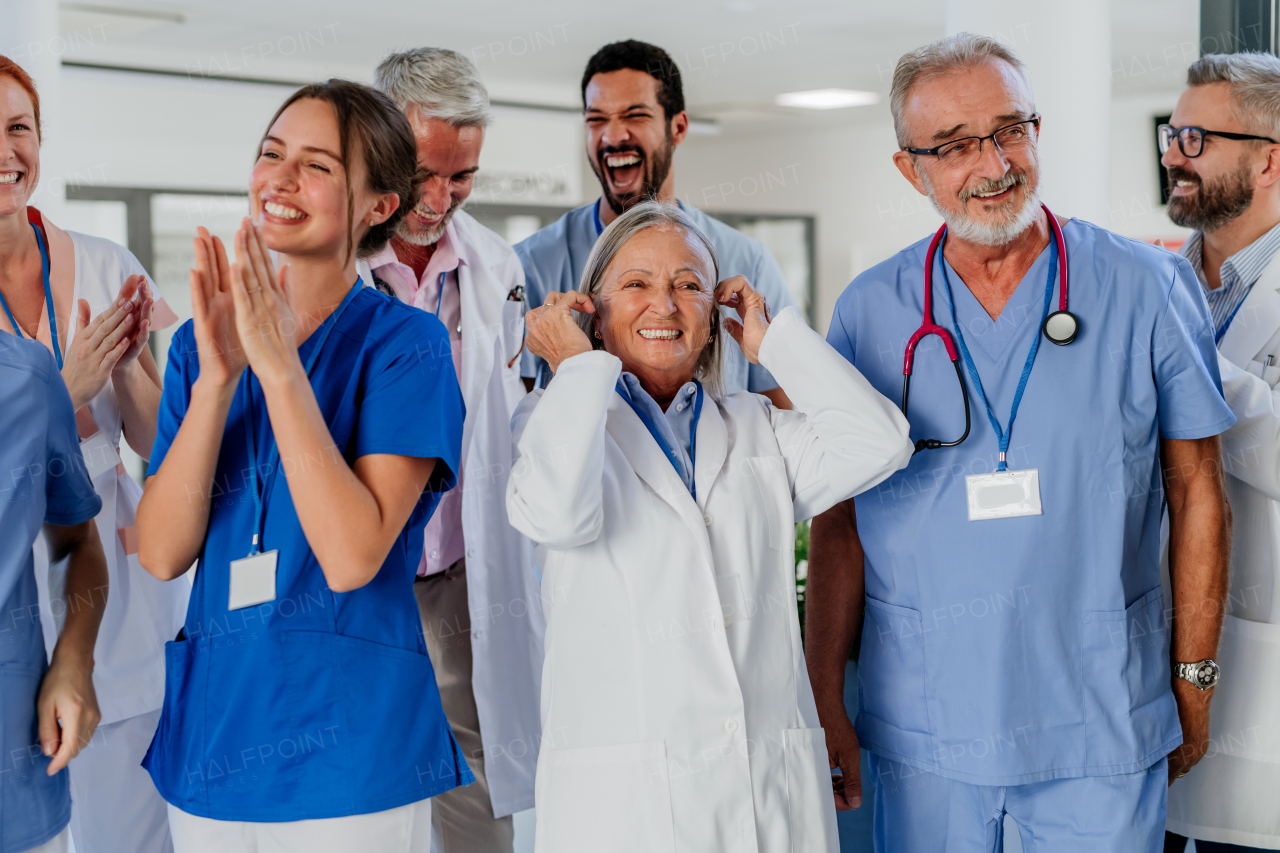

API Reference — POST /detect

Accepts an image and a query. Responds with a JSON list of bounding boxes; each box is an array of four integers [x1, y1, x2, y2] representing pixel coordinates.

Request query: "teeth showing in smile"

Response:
[[1176, 180, 1196, 188], [639, 329, 681, 340], [606, 153, 641, 168], [0, 173, 19, 185], [973, 187, 1007, 198], [264, 201, 305, 220]]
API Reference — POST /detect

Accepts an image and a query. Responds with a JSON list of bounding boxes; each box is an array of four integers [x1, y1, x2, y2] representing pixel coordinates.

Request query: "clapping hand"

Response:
[[228, 218, 301, 388], [62, 275, 152, 410], [190, 226, 248, 388]]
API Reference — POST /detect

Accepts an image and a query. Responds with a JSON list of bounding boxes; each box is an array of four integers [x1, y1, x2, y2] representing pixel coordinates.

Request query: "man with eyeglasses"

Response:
[[804, 33, 1234, 852], [1159, 52, 1280, 853]]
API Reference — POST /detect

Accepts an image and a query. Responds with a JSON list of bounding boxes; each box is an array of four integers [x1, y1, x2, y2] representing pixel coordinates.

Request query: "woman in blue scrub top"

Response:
[[135, 80, 470, 851]]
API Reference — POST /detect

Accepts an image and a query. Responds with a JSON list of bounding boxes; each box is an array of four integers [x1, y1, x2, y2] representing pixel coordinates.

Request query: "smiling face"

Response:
[[1163, 82, 1266, 232], [593, 224, 715, 395], [398, 109, 482, 245], [250, 97, 391, 262], [585, 69, 687, 215], [0, 76, 40, 216], [895, 59, 1042, 247]]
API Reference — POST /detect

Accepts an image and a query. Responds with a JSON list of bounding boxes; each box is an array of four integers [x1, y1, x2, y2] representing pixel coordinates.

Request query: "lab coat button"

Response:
[[430, 550, 438, 559], [467, 548, 476, 558], [703, 514, 714, 527], [725, 718, 738, 732]]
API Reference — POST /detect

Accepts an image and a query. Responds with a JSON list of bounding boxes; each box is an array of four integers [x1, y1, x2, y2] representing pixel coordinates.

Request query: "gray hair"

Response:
[[1187, 52, 1280, 141], [577, 201, 725, 399], [373, 47, 493, 128], [890, 32, 1032, 148]]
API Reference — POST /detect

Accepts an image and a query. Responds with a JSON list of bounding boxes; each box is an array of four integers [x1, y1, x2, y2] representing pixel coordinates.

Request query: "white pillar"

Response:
[[945, 0, 1112, 228], [1, 0, 68, 220]]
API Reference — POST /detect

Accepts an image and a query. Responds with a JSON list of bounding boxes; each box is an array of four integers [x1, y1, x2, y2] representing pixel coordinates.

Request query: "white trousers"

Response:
[[22, 828, 68, 853], [68, 708, 172, 853], [167, 798, 432, 853]]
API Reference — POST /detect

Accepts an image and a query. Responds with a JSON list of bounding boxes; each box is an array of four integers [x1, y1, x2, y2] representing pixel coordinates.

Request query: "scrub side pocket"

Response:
[[141, 638, 207, 812], [0, 663, 70, 853], [855, 597, 932, 754], [1081, 587, 1178, 771]]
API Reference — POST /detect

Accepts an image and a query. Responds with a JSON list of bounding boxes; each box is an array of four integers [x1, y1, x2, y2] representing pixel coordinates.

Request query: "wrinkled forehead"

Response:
[[904, 58, 1035, 143], [608, 224, 716, 285]]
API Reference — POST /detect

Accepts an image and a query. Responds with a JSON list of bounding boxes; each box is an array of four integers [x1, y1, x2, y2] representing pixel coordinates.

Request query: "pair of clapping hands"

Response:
[[63, 273, 154, 410], [187, 218, 303, 389], [524, 274, 773, 374]]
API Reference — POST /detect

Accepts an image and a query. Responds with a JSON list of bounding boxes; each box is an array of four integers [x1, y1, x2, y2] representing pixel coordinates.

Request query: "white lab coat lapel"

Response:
[[1220, 252, 1280, 366], [457, 259, 504, 428], [693, 395, 728, 512], [606, 397, 716, 571]]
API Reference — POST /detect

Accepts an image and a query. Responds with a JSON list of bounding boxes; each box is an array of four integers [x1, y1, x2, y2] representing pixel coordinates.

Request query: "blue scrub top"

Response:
[[827, 220, 1235, 786], [142, 286, 473, 821], [514, 201, 797, 392], [0, 336, 101, 853]]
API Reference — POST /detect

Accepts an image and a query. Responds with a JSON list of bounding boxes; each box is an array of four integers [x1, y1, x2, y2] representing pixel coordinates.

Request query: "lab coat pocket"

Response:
[[1081, 587, 1176, 769], [783, 728, 840, 853], [746, 455, 793, 551], [501, 300, 525, 368], [539, 740, 675, 853], [1204, 615, 1280, 762], [857, 597, 931, 740]]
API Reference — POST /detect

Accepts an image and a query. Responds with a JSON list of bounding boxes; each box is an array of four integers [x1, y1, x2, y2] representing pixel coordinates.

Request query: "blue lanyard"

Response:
[[938, 236, 1059, 472], [241, 279, 363, 554], [0, 222, 62, 369], [1215, 288, 1251, 344], [615, 379, 704, 500]]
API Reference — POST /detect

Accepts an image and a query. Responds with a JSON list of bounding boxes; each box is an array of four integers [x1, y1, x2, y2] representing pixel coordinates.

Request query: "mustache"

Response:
[[958, 172, 1026, 203], [1166, 166, 1200, 187]]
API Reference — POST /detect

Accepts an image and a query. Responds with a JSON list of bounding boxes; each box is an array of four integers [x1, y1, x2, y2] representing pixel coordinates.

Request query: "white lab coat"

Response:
[[361, 211, 544, 817], [1165, 251, 1280, 848], [506, 307, 913, 853]]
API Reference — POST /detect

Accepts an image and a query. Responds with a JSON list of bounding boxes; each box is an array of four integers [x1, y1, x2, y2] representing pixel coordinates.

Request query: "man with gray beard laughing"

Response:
[[805, 33, 1234, 853]]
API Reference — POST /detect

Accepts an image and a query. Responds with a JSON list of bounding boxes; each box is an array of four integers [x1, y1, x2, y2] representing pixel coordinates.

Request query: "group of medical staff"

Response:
[[1, 27, 1279, 853]]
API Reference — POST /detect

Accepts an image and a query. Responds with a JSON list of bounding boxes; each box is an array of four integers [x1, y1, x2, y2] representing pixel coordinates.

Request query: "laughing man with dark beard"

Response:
[[514, 40, 798, 405]]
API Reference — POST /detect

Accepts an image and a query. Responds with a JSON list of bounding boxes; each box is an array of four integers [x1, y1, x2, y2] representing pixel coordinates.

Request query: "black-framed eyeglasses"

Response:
[[903, 116, 1041, 166], [1158, 123, 1277, 158]]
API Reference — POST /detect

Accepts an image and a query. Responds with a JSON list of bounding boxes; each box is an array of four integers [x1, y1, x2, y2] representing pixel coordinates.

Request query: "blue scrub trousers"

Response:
[[869, 754, 1168, 853]]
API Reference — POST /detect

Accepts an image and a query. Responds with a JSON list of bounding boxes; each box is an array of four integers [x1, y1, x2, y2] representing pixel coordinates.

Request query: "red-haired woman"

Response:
[[0, 55, 185, 853]]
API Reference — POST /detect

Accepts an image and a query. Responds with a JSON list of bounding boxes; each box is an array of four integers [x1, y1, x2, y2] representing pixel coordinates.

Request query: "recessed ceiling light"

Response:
[[775, 89, 880, 110]]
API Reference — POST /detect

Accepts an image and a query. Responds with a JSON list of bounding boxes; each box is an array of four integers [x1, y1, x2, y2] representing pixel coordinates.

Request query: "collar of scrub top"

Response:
[[592, 197, 687, 237], [241, 278, 363, 555], [615, 376, 704, 499], [0, 222, 62, 369], [936, 213, 1062, 472]]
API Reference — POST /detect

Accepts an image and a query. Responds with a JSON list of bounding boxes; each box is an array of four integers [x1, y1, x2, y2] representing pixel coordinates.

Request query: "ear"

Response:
[[366, 191, 401, 228], [1257, 143, 1280, 190], [893, 150, 929, 196], [669, 110, 690, 148]]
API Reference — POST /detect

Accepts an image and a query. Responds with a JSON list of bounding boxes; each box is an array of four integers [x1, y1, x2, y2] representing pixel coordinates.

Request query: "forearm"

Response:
[[259, 372, 400, 592], [1164, 437, 1232, 662], [113, 359, 162, 460], [137, 378, 234, 578], [805, 498, 866, 721], [49, 525, 108, 669]]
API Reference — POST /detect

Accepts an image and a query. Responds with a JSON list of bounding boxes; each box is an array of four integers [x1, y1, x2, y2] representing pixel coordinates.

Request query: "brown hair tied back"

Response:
[[258, 79, 423, 263]]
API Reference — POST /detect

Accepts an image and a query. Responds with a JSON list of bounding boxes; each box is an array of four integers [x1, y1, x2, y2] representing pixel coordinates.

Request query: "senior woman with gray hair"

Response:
[[507, 201, 913, 852]]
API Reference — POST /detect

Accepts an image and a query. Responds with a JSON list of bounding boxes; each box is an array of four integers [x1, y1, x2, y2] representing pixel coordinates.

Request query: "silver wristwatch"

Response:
[[1173, 659, 1221, 690]]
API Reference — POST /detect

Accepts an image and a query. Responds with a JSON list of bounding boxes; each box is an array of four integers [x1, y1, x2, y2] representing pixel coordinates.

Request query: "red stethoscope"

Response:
[[902, 204, 1077, 452]]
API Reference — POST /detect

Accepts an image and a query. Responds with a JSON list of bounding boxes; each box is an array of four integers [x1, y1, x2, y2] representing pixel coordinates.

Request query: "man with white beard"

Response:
[[803, 34, 1235, 852], [363, 48, 542, 853]]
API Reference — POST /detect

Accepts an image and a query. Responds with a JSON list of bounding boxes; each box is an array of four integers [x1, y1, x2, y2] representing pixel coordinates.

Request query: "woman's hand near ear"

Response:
[[715, 275, 771, 364], [525, 291, 596, 374]]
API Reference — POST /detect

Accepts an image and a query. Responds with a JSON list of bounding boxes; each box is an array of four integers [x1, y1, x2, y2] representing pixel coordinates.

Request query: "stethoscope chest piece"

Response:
[[1042, 310, 1079, 346]]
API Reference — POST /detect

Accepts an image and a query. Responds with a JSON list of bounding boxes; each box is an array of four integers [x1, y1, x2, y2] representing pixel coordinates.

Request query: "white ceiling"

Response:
[[57, 0, 1201, 131]]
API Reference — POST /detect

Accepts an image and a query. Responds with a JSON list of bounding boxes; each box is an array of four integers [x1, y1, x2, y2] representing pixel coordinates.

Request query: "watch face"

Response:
[[1194, 661, 1220, 688]]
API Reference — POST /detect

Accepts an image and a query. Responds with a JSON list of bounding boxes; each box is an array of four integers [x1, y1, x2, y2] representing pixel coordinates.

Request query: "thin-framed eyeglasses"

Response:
[[903, 116, 1041, 166], [1157, 123, 1277, 158]]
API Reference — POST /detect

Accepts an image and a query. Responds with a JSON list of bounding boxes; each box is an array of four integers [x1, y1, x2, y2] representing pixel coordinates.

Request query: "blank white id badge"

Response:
[[80, 431, 121, 480], [229, 550, 278, 610], [965, 468, 1042, 521]]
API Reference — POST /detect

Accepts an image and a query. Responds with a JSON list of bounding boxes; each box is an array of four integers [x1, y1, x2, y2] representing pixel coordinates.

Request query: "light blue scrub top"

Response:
[[0, 336, 102, 853], [514, 201, 797, 393], [142, 286, 473, 821], [827, 220, 1235, 786]]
